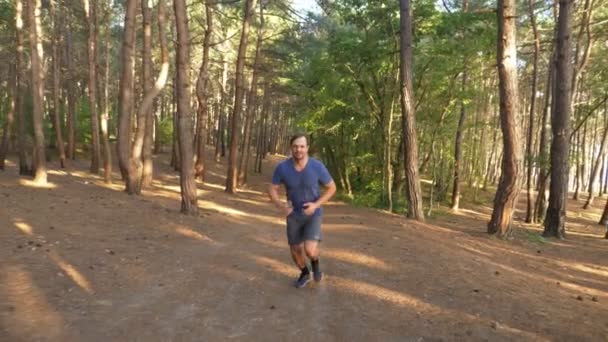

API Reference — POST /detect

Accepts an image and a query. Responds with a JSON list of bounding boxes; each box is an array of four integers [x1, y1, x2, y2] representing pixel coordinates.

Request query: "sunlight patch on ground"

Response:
[[457, 243, 494, 257], [18, 179, 57, 189], [49, 252, 94, 294], [250, 238, 391, 270], [47, 169, 71, 176], [254, 256, 547, 341], [199, 200, 251, 217], [1, 265, 65, 338], [481, 258, 608, 298], [175, 227, 214, 242], [199, 200, 284, 225], [568, 210, 601, 221], [323, 248, 392, 271], [453, 208, 491, 221], [555, 261, 608, 278], [13, 220, 33, 235]]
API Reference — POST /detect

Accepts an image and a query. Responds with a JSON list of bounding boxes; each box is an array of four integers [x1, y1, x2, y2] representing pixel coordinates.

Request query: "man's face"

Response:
[[291, 137, 309, 161]]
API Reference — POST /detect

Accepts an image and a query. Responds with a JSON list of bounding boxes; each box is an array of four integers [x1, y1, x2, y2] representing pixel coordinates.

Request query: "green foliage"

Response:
[[156, 116, 173, 146]]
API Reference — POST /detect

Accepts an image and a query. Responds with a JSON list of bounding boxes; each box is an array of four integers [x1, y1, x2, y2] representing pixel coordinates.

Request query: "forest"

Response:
[[0, 0, 607, 339]]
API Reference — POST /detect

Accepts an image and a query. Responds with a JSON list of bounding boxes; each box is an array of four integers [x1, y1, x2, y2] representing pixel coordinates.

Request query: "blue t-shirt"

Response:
[[272, 158, 333, 216]]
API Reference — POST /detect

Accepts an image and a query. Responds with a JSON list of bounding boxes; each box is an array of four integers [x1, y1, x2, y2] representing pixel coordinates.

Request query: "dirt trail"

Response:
[[1, 153, 607, 341]]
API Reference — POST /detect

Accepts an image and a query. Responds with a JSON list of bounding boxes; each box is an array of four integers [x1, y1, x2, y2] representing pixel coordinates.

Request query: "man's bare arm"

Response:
[[268, 183, 292, 217], [302, 181, 337, 215]]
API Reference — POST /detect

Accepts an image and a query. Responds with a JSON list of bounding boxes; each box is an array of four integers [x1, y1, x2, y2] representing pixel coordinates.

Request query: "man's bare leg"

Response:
[[290, 243, 307, 268], [304, 240, 322, 281]]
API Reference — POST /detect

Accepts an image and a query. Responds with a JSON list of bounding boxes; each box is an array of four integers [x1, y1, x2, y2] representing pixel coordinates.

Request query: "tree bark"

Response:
[[65, 16, 77, 161], [0, 68, 15, 169], [583, 121, 608, 209], [488, 0, 522, 237], [117, 0, 137, 184], [15, 0, 29, 174], [84, 0, 102, 174], [544, 0, 573, 238], [28, 0, 47, 183], [194, 1, 214, 182], [525, 0, 539, 223], [225, 0, 258, 193], [238, 2, 264, 186], [100, 34, 112, 183], [399, 0, 424, 220], [174, 0, 198, 214], [50, 0, 66, 168], [141, 0, 156, 188]]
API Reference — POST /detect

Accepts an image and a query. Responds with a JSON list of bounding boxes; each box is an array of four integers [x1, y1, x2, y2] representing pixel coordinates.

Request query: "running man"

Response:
[[268, 133, 336, 288]]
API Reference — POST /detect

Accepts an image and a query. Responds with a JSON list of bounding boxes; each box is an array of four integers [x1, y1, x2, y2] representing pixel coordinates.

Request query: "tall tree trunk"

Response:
[[194, 1, 214, 181], [100, 34, 112, 183], [84, 0, 102, 174], [0, 67, 15, 169], [399, 0, 424, 220], [450, 0, 469, 211], [544, 0, 573, 238], [583, 122, 608, 208], [173, 0, 198, 213], [525, 0, 540, 223], [15, 0, 29, 175], [144, 0, 169, 186], [238, 2, 264, 186], [65, 17, 77, 160], [254, 83, 269, 173], [487, 0, 522, 238], [534, 53, 554, 222], [28, 0, 47, 183], [225, 0, 257, 193], [117, 0, 137, 184], [50, 0, 66, 168]]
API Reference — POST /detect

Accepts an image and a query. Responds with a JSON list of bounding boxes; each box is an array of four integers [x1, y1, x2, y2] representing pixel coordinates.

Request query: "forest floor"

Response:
[[1, 150, 607, 341]]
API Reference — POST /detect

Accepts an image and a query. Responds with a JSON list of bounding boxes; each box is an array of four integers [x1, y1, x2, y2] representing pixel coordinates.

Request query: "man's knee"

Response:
[[304, 242, 319, 258], [290, 244, 304, 254]]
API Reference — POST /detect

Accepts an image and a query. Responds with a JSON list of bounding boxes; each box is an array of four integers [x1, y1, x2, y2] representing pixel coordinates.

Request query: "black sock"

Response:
[[311, 259, 320, 273], [300, 266, 310, 275]]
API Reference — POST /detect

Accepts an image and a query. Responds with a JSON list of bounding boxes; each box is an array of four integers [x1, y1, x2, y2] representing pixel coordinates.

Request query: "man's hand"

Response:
[[269, 184, 293, 218], [282, 206, 293, 217], [302, 202, 319, 216]]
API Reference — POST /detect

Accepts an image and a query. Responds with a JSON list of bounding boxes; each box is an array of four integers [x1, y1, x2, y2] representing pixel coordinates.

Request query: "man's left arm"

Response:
[[303, 180, 336, 215]]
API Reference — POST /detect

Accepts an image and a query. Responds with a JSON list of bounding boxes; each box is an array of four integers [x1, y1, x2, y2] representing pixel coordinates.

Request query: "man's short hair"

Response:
[[290, 133, 309, 146]]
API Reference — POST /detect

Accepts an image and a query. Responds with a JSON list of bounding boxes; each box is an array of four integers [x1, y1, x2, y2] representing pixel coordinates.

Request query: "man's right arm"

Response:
[[268, 183, 292, 217]]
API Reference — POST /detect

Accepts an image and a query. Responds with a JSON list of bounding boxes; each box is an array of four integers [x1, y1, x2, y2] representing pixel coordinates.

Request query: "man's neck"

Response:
[[293, 156, 309, 169]]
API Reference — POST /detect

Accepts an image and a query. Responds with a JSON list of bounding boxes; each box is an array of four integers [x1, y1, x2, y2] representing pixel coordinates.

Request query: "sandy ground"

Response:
[[1, 151, 607, 341]]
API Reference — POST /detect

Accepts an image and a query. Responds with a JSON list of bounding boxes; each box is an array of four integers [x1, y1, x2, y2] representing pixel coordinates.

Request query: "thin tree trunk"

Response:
[[0, 68, 15, 169], [399, 0, 424, 220], [488, 0, 522, 238], [450, 0, 469, 211], [173, 0, 198, 214], [238, 3, 264, 186], [117, 0, 137, 184], [15, 0, 29, 174], [65, 17, 77, 160], [84, 0, 102, 174], [50, 0, 66, 168], [225, 0, 257, 193], [194, 1, 214, 181], [255, 83, 269, 173], [583, 121, 608, 208], [525, 0, 539, 223], [141, 0, 155, 188], [534, 54, 554, 223], [28, 0, 47, 183], [100, 34, 112, 183], [544, 0, 573, 238]]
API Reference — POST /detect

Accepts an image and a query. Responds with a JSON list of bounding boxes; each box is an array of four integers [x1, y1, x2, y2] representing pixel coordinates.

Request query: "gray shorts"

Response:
[[286, 213, 322, 245]]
